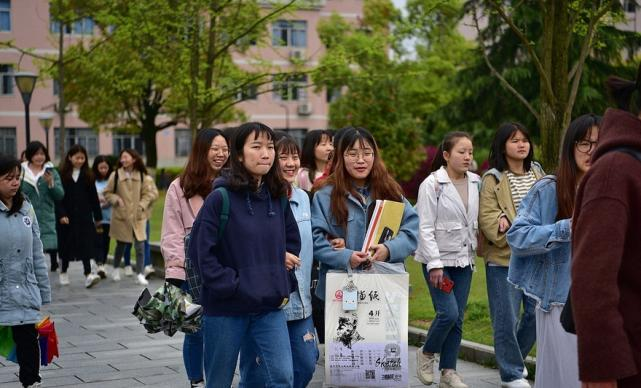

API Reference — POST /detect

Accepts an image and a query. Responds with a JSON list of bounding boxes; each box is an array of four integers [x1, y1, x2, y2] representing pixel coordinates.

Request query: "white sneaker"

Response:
[[143, 264, 155, 278], [190, 380, 205, 388], [501, 378, 531, 388], [90, 258, 98, 273], [85, 274, 100, 288], [97, 265, 107, 279], [124, 265, 134, 276], [26, 382, 42, 388], [440, 370, 468, 388], [522, 367, 528, 379], [112, 268, 121, 282], [136, 273, 149, 286], [416, 348, 436, 385], [59, 272, 70, 286]]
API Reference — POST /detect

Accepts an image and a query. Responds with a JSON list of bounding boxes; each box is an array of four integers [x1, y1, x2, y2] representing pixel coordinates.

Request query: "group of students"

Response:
[[17, 143, 159, 289]]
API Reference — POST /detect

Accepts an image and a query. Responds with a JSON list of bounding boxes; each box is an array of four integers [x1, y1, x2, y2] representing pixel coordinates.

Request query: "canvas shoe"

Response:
[[416, 347, 436, 385], [97, 265, 107, 279], [143, 264, 155, 278], [501, 378, 531, 388], [26, 382, 42, 388], [59, 272, 70, 286], [522, 367, 528, 379], [112, 268, 121, 282], [90, 259, 98, 273], [85, 273, 100, 288], [190, 380, 205, 388], [439, 370, 468, 388], [124, 265, 134, 276], [136, 273, 149, 286]]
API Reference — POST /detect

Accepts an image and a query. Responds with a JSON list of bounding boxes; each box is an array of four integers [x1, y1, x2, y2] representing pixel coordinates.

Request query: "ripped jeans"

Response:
[[239, 316, 319, 388]]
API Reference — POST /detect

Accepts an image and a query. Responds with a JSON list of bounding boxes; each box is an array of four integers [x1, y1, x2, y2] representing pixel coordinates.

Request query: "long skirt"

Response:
[[534, 305, 580, 388]]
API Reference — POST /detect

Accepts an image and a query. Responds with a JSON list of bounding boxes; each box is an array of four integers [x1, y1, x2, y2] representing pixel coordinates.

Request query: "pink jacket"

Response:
[[160, 178, 204, 280]]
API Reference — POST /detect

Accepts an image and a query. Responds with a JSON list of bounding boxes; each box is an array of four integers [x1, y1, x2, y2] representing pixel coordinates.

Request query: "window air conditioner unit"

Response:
[[289, 49, 305, 61], [298, 102, 312, 116]]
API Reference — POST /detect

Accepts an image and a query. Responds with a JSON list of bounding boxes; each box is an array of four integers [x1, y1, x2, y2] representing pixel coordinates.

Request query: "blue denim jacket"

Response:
[[283, 188, 313, 321], [506, 177, 572, 312], [311, 184, 419, 300]]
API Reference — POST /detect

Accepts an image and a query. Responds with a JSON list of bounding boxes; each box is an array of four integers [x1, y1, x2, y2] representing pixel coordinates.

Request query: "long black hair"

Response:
[[0, 154, 24, 216], [487, 122, 534, 172], [24, 141, 51, 164], [430, 131, 473, 172], [59, 144, 93, 185], [92, 155, 114, 181], [300, 129, 333, 180], [223, 122, 287, 197], [606, 62, 641, 114]]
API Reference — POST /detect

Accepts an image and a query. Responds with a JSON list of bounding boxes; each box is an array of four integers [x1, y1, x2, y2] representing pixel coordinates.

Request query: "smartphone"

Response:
[[45, 166, 53, 174], [439, 277, 454, 294]]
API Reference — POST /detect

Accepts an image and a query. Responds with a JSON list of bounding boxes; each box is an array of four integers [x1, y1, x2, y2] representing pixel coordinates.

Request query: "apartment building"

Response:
[[0, 0, 363, 166]]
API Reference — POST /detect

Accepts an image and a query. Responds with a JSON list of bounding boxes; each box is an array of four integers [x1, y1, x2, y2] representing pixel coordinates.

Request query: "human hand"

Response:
[[59, 217, 70, 225], [582, 382, 617, 388], [429, 268, 444, 289], [330, 238, 345, 250], [369, 243, 389, 262], [349, 251, 370, 269], [43, 170, 53, 186], [285, 252, 301, 270], [116, 197, 124, 207], [498, 216, 511, 233]]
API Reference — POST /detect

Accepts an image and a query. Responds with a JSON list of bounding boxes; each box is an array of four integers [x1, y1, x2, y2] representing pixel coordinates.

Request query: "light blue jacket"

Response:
[[0, 199, 51, 326], [283, 187, 313, 321], [311, 184, 419, 300], [506, 177, 572, 312]]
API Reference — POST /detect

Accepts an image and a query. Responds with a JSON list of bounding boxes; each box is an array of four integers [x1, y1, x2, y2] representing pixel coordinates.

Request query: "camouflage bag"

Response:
[[132, 282, 202, 336]]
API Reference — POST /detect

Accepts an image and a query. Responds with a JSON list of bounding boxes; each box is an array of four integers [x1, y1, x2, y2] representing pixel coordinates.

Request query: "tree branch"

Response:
[[472, 9, 541, 122], [488, 0, 555, 102]]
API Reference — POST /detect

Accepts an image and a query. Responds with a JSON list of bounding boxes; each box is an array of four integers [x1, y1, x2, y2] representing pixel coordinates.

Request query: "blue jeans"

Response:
[[486, 264, 536, 382], [203, 310, 293, 388], [422, 264, 473, 370], [239, 316, 318, 388], [123, 221, 151, 267], [181, 283, 204, 382]]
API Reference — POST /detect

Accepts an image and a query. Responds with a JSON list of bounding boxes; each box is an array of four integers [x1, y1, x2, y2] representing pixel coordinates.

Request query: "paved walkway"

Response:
[[0, 264, 508, 387]]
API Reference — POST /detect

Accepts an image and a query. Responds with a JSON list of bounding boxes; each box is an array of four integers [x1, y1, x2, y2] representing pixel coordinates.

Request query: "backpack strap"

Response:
[[214, 187, 230, 240], [113, 169, 119, 194]]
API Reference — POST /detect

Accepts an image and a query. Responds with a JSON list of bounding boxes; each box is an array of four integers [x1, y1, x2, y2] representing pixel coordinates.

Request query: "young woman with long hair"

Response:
[[240, 135, 319, 388], [507, 114, 600, 387], [479, 123, 545, 387], [20, 141, 64, 272], [189, 122, 300, 387], [92, 155, 114, 278], [296, 129, 333, 191], [161, 128, 229, 388], [0, 154, 51, 388], [414, 131, 479, 388], [103, 148, 158, 286], [311, 126, 418, 301], [57, 144, 103, 288]]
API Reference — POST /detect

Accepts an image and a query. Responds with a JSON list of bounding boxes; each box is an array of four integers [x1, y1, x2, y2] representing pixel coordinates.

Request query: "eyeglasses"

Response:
[[344, 149, 374, 162], [575, 140, 598, 154]]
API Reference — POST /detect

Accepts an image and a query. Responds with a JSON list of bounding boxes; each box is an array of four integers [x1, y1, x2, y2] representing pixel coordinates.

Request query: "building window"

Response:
[[112, 133, 144, 156], [0, 64, 13, 95], [272, 20, 307, 48], [273, 74, 308, 101], [0, 0, 10, 32], [326, 87, 341, 103], [174, 129, 192, 157], [50, 16, 94, 35], [0, 127, 16, 157], [54, 127, 99, 158], [236, 84, 258, 101], [275, 128, 307, 148], [623, 0, 636, 12]]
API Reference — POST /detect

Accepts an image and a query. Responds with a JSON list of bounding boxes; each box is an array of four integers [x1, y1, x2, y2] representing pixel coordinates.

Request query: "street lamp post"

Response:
[[14, 72, 38, 145], [39, 113, 54, 152]]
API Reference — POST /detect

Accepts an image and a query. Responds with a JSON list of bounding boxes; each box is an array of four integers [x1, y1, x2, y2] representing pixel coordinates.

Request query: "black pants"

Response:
[[11, 324, 40, 387], [45, 250, 58, 271], [61, 256, 91, 276], [95, 224, 111, 265]]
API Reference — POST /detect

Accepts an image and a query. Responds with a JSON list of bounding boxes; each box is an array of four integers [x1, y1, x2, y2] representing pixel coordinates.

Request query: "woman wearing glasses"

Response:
[[310, 126, 418, 307], [506, 114, 600, 387]]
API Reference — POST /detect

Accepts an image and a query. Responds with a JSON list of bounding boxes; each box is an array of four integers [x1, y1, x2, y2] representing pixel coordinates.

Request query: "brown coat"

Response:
[[571, 108, 641, 386], [103, 167, 158, 243]]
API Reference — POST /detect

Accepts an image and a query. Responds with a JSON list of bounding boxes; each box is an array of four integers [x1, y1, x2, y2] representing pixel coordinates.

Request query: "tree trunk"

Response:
[[142, 118, 158, 168], [188, 2, 200, 136]]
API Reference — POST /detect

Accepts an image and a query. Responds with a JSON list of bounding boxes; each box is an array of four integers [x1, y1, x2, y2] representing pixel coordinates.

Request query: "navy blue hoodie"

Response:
[[190, 177, 301, 316]]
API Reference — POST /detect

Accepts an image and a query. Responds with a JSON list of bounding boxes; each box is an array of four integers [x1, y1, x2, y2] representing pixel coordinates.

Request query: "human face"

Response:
[[30, 149, 47, 168], [239, 132, 275, 183], [574, 126, 599, 175], [208, 135, 229, 172], [444, 137, 473, 179], [97, 161, 110, 179], [343, 140, 374, 186], [314, 135, 334, 164], [69, 152, 86, 170], [120, 151, 134, 170], [279, 149, 300, 184], [0, 167, 20, 203], [504, 130, 530, 162]]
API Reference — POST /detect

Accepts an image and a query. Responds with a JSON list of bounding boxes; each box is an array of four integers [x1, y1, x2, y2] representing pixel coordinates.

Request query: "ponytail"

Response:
[[430, 131, 473, 173]]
